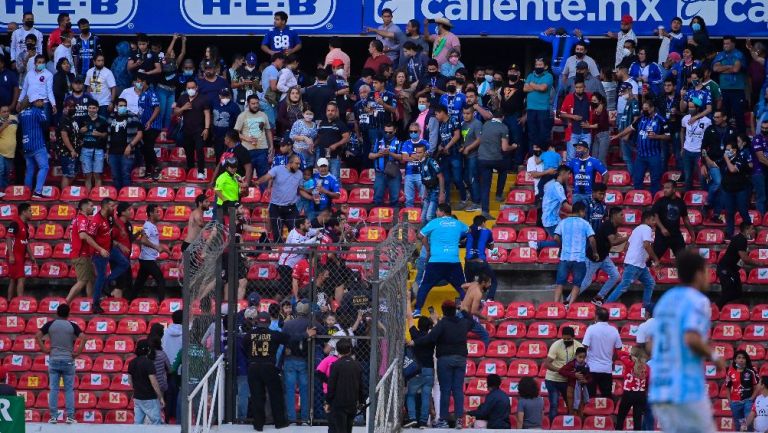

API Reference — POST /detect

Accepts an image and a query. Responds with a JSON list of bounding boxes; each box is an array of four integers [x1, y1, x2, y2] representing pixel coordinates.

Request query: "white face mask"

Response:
[[221, 98, 230, 105], [187, 89, 197, 97], [335, 69, 345, 77], [622, 48, 631, 56], [304, 114, 314, 122]]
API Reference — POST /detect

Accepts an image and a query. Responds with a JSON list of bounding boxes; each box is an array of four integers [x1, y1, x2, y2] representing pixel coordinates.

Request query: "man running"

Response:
[[459, 273, 492, 345], [7, 203, 34, 298]]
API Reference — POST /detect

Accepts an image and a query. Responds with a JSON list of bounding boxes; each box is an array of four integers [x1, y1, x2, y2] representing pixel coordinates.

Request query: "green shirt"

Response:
[[704, 80, 721, 102], [215, 172, 240, 205]]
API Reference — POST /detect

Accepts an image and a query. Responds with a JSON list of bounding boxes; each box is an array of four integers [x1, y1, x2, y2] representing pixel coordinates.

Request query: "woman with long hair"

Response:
[[277, 86, 304, 137], [687, 16, 712, 59], [393, 70, 413, 131], [583, 92, 610, 166], [616, 346, 650, 430], [726, 350, 760, 431], [52, 57, 74, 114], [516, 377, 544, 429]]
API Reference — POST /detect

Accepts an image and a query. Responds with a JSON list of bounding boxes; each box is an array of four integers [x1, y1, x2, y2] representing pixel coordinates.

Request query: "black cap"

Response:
[[575, 141, 589, 149], [71, 75, 84, 84], [219, 88, 232, 97], [202, 59, 215, 69]]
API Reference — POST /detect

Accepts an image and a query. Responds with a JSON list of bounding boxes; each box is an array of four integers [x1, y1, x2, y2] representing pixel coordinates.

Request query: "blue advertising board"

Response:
[[0, 0, 766, 36]]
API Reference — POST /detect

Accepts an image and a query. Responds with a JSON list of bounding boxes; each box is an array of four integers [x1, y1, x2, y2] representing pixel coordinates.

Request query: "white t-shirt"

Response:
[[753, 394, 768, 432], [85, 67, 117, 107], [583, 321, 622, 374], [624, 224, 653, 268], [139, 221, 160, 261], [681, 114, 711, 153], [526, 156, 544, 195], [53, 45, 73, 70], [636, 317, 656, 344], [118, 88, 140, 115]]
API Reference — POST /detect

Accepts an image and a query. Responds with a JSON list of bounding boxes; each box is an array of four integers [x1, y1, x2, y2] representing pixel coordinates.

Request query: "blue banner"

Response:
[[0, 0, 766, 36]]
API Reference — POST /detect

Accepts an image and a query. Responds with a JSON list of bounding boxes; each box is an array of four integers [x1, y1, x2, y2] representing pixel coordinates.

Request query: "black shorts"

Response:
[[221, 252, 247, 282]]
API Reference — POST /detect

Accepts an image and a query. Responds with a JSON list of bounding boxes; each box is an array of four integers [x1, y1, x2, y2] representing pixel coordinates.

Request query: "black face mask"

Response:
[[65, 22, 72, 30], [25, 43, 35, 51], [493, 80, 503, 88], [446, 85, 457, 93], [428, 70, 438, 77], [590, 102, 599, 109], [575, 72, 585, 81], [533, 150, 542, 156], [563, 340, 574, 347], [80, 27, 90, 35], [24, 20, 33, 28], [508, 74, 519, 81], [534, 67, 545, 74], [575, 52, 585, 58]]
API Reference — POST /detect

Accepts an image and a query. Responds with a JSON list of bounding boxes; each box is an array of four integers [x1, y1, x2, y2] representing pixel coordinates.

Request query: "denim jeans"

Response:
[[134, 399, 162, 425], [731, 398, 753, 431], [250, 149, 270, 183], [437, 355, 466, 420], [527, 109, 551, 148], [537, 225, 559, 250], [633, 154, 663, 195], [373, 170, 401, 206], [329, 157, 341, 181], [155, 85, 175, 130], [24, 148, 49, 194], [580, 257, 621, 296], [93, 247, 130, 305], [406, 368, 434, 423], [724, 189, 750, 237], [283, 357, 309, 422], [752, 173, 766, 214], [592, 131, 610, 167], [404, 174, 424, 207], [479, 159, 505, 213], [108, 154, 133, 191], [604, 263, 655, 308], [567, 133, 592, 161], [0, 155, 11, 189], [503, 113, 526, 165], [237, 374, 250, 419], [544, 380, 568, 421], [422, 189, 439, 223], [464, 260, 498, 300], [80, 147, 105, 174], [457, 311, 490, 346], [620, 139, 635, 177], [440, 154, 466, 203], [49, 359, 75, 418], [682, 150, 701, 191], [704, 166, 723, 216], [464, 154, 480, 203]]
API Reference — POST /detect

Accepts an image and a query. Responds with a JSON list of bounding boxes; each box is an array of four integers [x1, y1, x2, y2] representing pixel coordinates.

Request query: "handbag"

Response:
[[403, 346, 421, 381], [384, 160, 401, 178]]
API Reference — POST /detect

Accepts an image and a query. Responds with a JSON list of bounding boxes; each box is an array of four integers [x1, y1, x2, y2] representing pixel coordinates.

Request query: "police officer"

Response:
[[244, 310, 316, 431]]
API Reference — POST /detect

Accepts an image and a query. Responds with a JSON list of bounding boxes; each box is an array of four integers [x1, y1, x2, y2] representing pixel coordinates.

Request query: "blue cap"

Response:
[[247, 291, 261, 307], [245, 52, 257, 65]]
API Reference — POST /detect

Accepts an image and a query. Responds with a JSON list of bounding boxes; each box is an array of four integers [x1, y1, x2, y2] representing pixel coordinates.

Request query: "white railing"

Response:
[[371, 358, 401, 433], [188, 354, 225, 433]]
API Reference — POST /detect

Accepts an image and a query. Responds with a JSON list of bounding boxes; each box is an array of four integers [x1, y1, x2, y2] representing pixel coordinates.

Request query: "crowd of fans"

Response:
[[3, 4, 768, 432]]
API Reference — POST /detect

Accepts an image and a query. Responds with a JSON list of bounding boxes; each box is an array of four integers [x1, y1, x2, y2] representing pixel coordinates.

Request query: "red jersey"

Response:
[[6, 217, 30, 259], [619, 352, 649, 392], [726, 366, 758, 401], [70, 213, 91, 258], [87, 212, 114, 252], [292, 259, 311, 287], [112, 216, 133, 251]]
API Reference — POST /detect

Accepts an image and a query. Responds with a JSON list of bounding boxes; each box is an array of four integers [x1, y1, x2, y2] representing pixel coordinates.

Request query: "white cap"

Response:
[[316, 158, 329, 167]]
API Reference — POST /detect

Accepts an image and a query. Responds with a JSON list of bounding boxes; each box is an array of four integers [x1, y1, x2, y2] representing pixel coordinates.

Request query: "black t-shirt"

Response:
[[652, 196, 688, 235], [316, 119, 348, 158], [244, 327, 291, 365], [108, 114, 144, 155], [719, 233, 748, 270], [129, 50, 161, 83], [219, 143, 251, 177], [77, 115, 109, 149], [176, 93, 210, 134], [55, 116, 81, 158], [589, 220, 617, 262], [304, 83, 336, 122], [233, 66, 261, 106], [722, 148, 752, 193], [127, 355, 157, 400], [500, 81, 525, 115]]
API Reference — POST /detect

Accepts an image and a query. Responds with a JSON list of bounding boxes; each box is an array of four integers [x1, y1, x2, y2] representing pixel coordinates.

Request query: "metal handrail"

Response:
[[187, 354, 225, 433]]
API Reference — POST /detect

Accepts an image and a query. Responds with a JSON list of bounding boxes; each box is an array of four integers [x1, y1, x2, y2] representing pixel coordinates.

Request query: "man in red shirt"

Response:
[[291, 258, 312, 298], [6, 203, 34, 298], [111, 202, 134, 299], [363, 39, 392, 74], [46, 13, 71, 56], [65, 199, 96, 303], [88, 198, 128, 314]]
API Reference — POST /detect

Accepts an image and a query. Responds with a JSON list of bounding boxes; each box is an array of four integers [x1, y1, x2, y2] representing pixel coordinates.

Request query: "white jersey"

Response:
[[754, 395, 768, 432]]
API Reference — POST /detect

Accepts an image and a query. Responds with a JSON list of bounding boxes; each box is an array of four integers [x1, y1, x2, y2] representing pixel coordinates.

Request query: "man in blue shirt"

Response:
[[260, 11, 302, 57], [439, 77, 467, 123], [464, 215, 498, 300], [413, 203, 468, 317], [535, 166, 572, 250], [553, 201, 598, 305], [402, 123, 426, 208], [212, 88, 241, 160], [20, 99, 49, 197], [650, 250, 723, 433], [0, 57, 18, 109], [414, 142, 444, 223], [713, 36, 747, 133], [369, 123, 403, 207], [135, 74, 162, 181], [312, 158, 340, 214], [524, 58, 554, 150], [567, 141, 608, 205], [612, 100, 670, 195], [434, 105, 466, 206]]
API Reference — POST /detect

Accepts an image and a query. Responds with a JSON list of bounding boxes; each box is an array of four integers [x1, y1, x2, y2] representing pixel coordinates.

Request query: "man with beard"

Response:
[[85, 53, 116, 117], [110, 202, 134, 299], [235, 95, 273, 184], [256, 154, 303, 242], [182, 194, 210, 252]]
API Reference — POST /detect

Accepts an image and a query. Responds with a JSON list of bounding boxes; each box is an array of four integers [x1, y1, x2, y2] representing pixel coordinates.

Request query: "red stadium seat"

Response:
[[339, 168, 358, 185], [28, 204, 48, 221], [34, 222, 64, 240], [507, 247, 537, 264], [75, 409, 103, 423], [0, 316, 24, 333], [583, 415, 615, 430], [481, 301, 505, 321], [517, 341, 547, 359], [748, 268, 768, 284], [368, 207, 394, 224], [0, 204, 17, 220], [105, 409, 135, 424], [497, 208, 526, 225], [465, 378, 489, 395], [157, 223, 181, 241], [484, 340, 515, 357], [507, 360, 538, 377], [332, 188, 348, 204], [505, 189, 534, 205], [80, 336, 105, 354], [79, 373, 110, 391], [565, 303, 596, 320], [465, 360, 477, 377], [159, 298, 183, 315], [88, 186, 117, 201], [527, 322, 557, 339], [654, 267, 680, 284], [103, 336, 135, 354], [348, 187, 374, 204], [186, 168, 213, 183], [604, 189, 623, 205], [8, 296, 38, 314], [517, 227, 547, 242], [738, 343, 766, 360], [117, 186, 146, 202], [240, 187, 261, 203], [109, 373, 132, 391], [158, 167, 185, 183], [491, 227, 516, 244], [148, 317, 173, 330], [3, 354, 31, 371], [551, 415, 582, 430], [712, 398, 731, 417], [38, 262, 68, 279], [398, 207, 422, 224], [101, 298, 129, 315], [98, 391, 130, 409], [516, 170, 534, 185], [161, 262, 183, 280], [92, 355, 124, 374], [537, 247, 560, 264], [686, 209, 703, 226], [247, 263, 278, 280], [476, 359, 507, 377], [751, 304, 768, 322], [466, 339, 486, 357], [357, 168, 375, 185], [696, 229, 725, 245], [164, 205, 191, 222], [720, 304, 749, 321], [620, 323, 639, 340], [621, 208, 641, 225], [344, 206, 367, 223], [0, 336, 12, 352], [627, 303, 651, 321], [357, 226, 386, 242], [17, 372, 48, 390], [86, 318, 117, 335], [535, 302, 566, 319], [495, 321, 526, 339], [47, 203, 76, 221], [3, 185, 31, 200], [559, 322, 587, 339], [24, 316, 52, 334], [736, 210, 762, 225], [624, 190, 652, 206], [505, 302, 535, 319], [683, 190, 707, 206], [605, 170, 631, 186], [116, 318, 147, 335], [128, 298, 159, 315], [36, 296, 66, 314], [70, 297, 93, 315], [711, 343, 734, 360], [29, 242, 52, 259], [711, 323, 743, 341], [743, 324, 768, 341]]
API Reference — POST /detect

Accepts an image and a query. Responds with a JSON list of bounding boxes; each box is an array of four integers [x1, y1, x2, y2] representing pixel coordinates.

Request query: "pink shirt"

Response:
[[432, 32, 460, 67], [324, 48, 351, 78], [316, 355, 338, 394]]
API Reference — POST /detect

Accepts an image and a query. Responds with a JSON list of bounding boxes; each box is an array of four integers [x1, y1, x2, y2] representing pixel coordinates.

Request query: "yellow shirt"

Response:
[[0, 115, 18, 158], [544, 339, 584, 382]]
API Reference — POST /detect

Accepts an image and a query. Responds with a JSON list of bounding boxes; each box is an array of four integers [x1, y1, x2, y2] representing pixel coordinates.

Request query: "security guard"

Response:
[[244, 310, 316, 431]]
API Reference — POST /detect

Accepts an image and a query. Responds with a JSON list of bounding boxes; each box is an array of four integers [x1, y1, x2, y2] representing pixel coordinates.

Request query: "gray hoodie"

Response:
[[162, 324, 183, 366]]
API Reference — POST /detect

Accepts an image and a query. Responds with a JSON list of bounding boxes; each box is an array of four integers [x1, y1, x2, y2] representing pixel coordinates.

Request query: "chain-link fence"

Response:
[[181, 210, 412, 433]]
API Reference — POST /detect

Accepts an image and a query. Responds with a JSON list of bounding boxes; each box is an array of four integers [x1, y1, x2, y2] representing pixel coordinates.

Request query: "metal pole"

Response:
[[180, 248, 191, 433], [224, 205, 238, 423], [307, 246, 317, 426], [367, 250, 381, 433]]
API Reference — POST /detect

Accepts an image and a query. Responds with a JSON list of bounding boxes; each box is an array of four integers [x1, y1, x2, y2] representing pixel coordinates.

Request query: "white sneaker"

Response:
[[196, 172, 206, 180], [66, 417, 77, 424], [48, 417, 57, 424], [528, 241, 538, 250], [0, 192, 5, 198]]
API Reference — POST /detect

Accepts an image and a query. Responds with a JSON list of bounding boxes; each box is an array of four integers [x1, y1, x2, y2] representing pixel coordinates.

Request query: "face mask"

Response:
[[590, 102, 599, 109], [24, 20, 33, 28], [689, 107, 698, 115], [134, 82, 143, 90], [448, 57, 459, 66], [183, 69, 194, 76], [484, 74, 493, 83], [534, 67, 544, 74], [35, 64, 44, 72], [220, 98, 230, 105], [384, 132, 395, 139], [533, 150, 542, 156], [409, 132, 420, 140], [446, 85, 457, 94], [428, 70, 438, 77], [335, 69, 345, 77], [26, 43, 35, 50], [563, 340, 574, 347], [725, 149, 735, 159], [304, 114, 314, 122], [187, 88, 197, 97], [622, 48, 631, 56], [508, 73, 519, 81], [575, 72, 585, 81], [692, 23, 701, 32], [575, 52, 585, 58], [576, 150, 586, 158], [418, 103, 427, 112], [117, 106, 128, 115], [245, 64, 256, 71], [691, 79, 700, 87], [205, 71, 214, 77], [761, 129, 768, 137], [493, 80, 503, 88], [642, 110, 650, 116], [80, 27, 90, 34]]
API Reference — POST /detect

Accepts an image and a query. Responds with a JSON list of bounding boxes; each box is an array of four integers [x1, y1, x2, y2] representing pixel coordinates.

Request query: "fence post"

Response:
[[368, 247, 381, 433], [180, 247, 191, 433], [224, 205, 238, 423], [308, 246, 317, 425]]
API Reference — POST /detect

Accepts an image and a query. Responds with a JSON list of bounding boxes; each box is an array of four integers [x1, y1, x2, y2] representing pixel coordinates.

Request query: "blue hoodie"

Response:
[[111, 41, 132, 90]]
